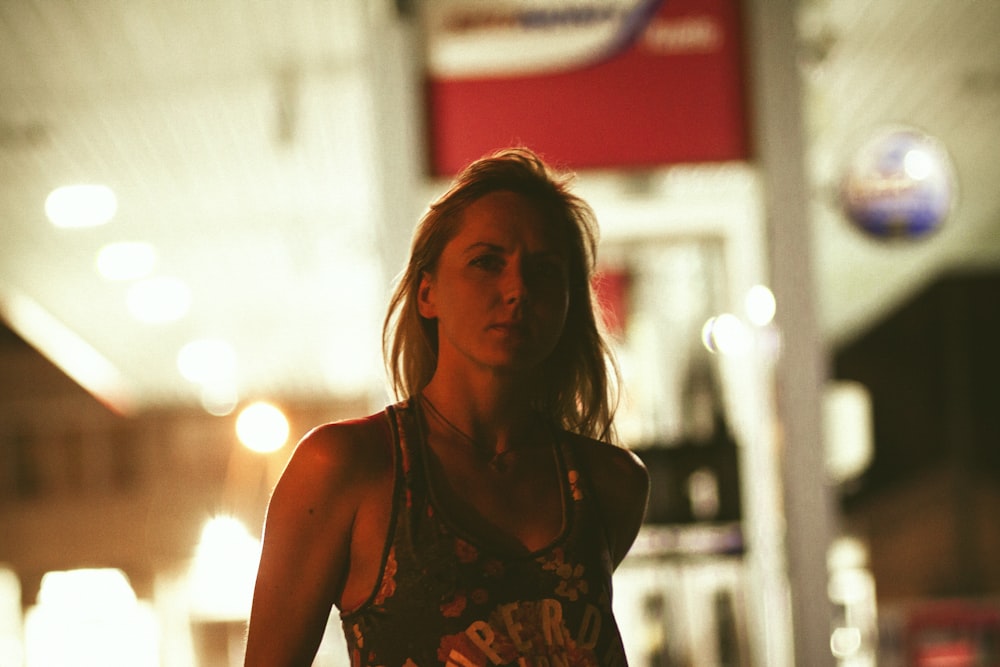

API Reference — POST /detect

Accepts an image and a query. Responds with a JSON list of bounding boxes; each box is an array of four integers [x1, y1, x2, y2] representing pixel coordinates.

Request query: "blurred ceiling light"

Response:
[[744, 284, 776, 326], [177, 338, 237, 385], [126, 276, 191, 323], [236, 401, 290, 453], [96, 242, 157, 281], [45, 184, 117, 228]]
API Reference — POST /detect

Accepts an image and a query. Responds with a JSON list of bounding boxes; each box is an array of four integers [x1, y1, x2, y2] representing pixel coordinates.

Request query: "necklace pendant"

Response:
[[488, 451, 510, 473]]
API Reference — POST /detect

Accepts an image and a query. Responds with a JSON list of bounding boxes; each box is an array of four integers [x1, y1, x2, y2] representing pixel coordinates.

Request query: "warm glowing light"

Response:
[[45, 184, 117, 228], [701, 313, 750, 355], [37, 569, 135, 608], [744, 284, 776, 327], [189, 516, 261, 621], [236, 401, 289, 453], [126, 276, 191, 323], [96, 242, 156, 281], [25, 569, 157, 667], [177, 338, 237, 385], [194, 516, 260, 564]]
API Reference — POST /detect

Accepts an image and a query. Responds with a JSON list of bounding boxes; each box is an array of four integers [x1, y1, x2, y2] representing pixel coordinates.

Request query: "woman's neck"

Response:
[[420, 376, 536, 459]]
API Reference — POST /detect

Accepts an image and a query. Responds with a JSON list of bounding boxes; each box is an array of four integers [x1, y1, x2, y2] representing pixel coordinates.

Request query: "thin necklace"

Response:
[[419, 394, 515, 472]]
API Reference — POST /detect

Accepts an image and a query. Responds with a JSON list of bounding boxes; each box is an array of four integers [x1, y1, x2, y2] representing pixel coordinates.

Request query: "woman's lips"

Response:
[[489, 321, 528, 337]]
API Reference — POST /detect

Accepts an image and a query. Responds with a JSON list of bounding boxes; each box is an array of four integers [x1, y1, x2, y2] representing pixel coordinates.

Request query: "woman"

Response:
[[244, 148, 649, 666]]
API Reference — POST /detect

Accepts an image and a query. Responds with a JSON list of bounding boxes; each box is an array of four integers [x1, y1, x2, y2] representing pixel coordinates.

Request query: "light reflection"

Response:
[[828, 536, 877, 666], [45, 184, 117, 228], [830, 626, 862, 659], [126, 276, 191, 323], [236, 401, 290, 453], [96, 242, 156, 281], [903, 148, 933, 180]]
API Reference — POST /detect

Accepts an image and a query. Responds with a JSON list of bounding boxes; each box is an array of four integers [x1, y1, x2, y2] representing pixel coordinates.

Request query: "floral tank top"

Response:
[[339, 398, 628, 666]]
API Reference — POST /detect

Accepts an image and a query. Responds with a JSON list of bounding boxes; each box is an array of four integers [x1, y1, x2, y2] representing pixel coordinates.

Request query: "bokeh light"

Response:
[[236, 401, 289, 453], [701, 313, 751, 355], [25, 569, 157, 667], [744, 284, 776, 327], [96, 242, 157, 281], [45, 184, 118, 228], [188, 516, 261, 621]]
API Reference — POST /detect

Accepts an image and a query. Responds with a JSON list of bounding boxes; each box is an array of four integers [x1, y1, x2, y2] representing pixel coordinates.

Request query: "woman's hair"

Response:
[[382, 147, 620, 442]]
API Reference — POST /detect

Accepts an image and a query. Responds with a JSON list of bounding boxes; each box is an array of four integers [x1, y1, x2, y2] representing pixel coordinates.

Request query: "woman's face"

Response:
[[418, 190, 570, 379]]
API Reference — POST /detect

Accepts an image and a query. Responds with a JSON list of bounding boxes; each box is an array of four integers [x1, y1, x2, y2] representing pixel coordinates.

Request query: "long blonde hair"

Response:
[[382, 148, 620, 442]]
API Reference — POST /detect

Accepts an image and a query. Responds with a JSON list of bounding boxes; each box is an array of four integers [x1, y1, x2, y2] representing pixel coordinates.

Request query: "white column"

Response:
[[745, 2, 839, 666]]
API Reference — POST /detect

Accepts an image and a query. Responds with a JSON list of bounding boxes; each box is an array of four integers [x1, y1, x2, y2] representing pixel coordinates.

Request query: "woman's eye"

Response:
[[470, 255, 504, 271]]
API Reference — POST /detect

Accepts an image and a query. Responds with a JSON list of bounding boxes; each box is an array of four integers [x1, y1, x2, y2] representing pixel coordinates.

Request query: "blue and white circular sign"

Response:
[[839, 127, 956, 240]]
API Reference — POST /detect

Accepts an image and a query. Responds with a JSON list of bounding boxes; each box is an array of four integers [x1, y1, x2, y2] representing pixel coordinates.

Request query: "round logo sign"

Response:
[[839, 127, 956, 240]]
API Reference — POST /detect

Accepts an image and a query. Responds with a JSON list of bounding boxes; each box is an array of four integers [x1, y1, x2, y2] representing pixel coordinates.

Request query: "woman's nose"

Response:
[[503, 263, 528, 305]]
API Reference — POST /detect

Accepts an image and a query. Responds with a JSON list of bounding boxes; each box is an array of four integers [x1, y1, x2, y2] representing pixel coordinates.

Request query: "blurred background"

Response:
[[1, 0, 998, 665]]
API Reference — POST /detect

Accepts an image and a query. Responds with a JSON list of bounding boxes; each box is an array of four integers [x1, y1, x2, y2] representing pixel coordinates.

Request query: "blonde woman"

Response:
[[245, 148, 649, 666]]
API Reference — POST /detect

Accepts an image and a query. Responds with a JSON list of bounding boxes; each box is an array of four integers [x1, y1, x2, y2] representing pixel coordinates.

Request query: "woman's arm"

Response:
[[244, 419, 385, 666]]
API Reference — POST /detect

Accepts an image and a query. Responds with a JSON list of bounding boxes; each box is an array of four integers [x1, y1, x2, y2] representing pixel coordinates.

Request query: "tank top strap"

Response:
[[383, 397, 435, 548], [554, 432, 586, 506], [554, 432, 617, 576], [384, 398, 410, 475]]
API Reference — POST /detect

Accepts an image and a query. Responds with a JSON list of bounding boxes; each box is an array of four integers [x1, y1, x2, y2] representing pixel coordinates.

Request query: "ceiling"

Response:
[[1, 0, 998, 414]]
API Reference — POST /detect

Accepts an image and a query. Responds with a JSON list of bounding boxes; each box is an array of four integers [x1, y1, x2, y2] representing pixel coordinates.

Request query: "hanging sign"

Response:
[[839, 127, 957, 240], [424, 0, 749, 175]]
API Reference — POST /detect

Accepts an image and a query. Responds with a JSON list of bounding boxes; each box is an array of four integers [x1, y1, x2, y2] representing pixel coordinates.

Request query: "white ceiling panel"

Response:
[[1, 0, 998, 412]]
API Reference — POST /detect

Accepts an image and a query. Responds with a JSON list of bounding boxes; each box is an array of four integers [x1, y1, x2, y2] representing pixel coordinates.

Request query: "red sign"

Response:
[[425, 0, 749, 175]]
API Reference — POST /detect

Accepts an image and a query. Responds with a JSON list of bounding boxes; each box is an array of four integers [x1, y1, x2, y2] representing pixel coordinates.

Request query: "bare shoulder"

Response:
[[265, 410, 394, 537], [564, 433, 649, 568], [287, 411, 393, 483], [566, 432, 648, 489]]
